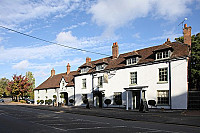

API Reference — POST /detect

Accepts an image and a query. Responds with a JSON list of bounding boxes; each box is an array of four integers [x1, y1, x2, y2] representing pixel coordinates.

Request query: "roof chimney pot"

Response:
[[51, 68, 55, 77], [67, 63, 71, 75]]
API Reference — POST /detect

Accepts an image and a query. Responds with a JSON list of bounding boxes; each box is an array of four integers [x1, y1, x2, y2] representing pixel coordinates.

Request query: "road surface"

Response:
[[0, 105, 199, 133]]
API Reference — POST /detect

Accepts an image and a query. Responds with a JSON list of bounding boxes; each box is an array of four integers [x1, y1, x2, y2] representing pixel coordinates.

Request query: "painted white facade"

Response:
[[34, 77, 75, 105], [74, 58, 188, 109]]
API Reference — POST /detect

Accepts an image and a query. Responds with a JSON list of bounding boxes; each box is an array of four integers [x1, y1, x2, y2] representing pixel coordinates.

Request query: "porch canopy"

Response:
[[124, 86, 148, 110]]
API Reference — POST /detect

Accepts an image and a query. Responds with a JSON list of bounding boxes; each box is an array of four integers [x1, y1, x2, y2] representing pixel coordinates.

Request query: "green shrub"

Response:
[[69, 99, 74, 104], [40, 100, 44, 104], [104, 99, 111, 107], [48, 99, 52, 105], [37, 100, 40, 104], [45, 100, 48, 105], [20, 100, 26, 103], [53, 95, 57, 99]]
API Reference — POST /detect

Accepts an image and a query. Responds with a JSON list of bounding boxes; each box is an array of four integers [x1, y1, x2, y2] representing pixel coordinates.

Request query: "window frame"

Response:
[[98, 76, 103, 88], [158, 68, 168, 83], [126, 57, 137, 65], [156, 50, 171, 60], [82, 79, 86, 89], [157, 90, 169, 105], [96, 64, 105, 71], [130, 72, 137, 85], [81, 67, 89, 73]]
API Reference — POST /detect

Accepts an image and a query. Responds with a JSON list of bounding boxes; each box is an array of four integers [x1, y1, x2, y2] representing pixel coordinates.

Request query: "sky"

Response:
[[0, 0, 200, 87]]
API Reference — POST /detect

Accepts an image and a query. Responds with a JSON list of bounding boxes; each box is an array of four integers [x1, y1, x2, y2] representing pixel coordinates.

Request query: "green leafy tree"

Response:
[[0, 78, 10, 98], [26, 71, 35, 99], [175, 33, 200, 90], [7, 74, 32, 101]]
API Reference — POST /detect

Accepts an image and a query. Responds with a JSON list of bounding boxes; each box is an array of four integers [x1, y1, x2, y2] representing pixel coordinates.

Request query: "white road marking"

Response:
[[65, 126, 127, 131]]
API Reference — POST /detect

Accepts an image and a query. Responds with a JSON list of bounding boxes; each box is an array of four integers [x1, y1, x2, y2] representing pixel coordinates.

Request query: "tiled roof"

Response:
[[36, 41, 190, 89], [153, 42, 172, 52], [77, 41, 190, 73], [35, 71, 78, 90]]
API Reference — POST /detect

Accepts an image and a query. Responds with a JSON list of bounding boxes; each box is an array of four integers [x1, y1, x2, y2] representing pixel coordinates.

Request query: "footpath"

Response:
[[15, 104, 200, 127]]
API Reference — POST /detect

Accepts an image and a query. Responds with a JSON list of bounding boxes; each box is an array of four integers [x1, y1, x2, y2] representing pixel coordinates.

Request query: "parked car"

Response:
[[0, 99, 4, 102], [26, 99, 34, 104]]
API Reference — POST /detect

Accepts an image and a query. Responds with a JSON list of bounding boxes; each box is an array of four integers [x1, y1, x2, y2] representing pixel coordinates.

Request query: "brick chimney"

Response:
[[167, 38, 170, 42], [183, 24, 192, 47], [112, 42, 119, 59], [67, 63, 71, 75], [51, 68, 55, 77], [86, 57, 91, 63]]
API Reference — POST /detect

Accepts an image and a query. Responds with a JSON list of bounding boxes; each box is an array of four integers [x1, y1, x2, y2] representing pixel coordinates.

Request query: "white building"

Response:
[[35, 24, 191, 110], [34, 63, 78, 106]]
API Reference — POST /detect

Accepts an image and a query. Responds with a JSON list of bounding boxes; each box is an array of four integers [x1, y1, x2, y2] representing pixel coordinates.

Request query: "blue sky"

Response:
[[0, 0, 200, 86]]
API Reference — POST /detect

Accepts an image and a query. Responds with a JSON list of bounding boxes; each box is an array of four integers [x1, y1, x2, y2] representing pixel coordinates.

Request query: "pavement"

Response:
[[10, 103, 200, 128]]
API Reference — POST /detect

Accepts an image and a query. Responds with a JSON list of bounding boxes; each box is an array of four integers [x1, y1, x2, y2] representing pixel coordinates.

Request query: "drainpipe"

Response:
[[92, 72, 94, 107], [169, 61, 172, 109], [74, 79, 76, 106]]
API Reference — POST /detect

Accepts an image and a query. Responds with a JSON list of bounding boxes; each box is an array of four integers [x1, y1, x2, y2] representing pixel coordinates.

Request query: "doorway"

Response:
[[63, 92, 68, 106], [132, 90, 140, 109], [94, 91, 103, 108]]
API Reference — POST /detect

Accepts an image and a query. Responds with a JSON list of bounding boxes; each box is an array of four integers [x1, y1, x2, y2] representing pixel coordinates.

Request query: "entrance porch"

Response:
[[124, 86, 148, 110]]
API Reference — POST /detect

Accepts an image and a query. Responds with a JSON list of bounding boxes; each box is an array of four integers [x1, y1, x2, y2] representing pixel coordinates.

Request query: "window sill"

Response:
[[156, 104, 169, 106], [129, 84, 137, 86], [157, 81, 168, 84]]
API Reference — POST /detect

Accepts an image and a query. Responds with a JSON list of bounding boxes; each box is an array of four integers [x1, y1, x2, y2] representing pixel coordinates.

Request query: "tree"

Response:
[[26, 71, 35, 99], [175, 33, 200, 90], [7, 74, 32, 101], [0, 78, 10, 98]]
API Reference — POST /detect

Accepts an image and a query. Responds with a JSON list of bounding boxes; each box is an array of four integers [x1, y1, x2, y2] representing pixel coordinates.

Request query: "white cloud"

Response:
[[89, 0, 151, 35], [152, 0, 192, 20], [88, 0, 193, 35], [150, 28, 182, 41], [132, 33, 141, 39], [0, 0, 81, 25], [12, 60, 29, 70], [0, 44, 71, 61], [64, 22, 87, 30], [56, 31, 78, 43]]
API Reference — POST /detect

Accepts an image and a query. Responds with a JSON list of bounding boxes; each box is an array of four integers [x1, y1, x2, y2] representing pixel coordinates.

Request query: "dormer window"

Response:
[[96, 64, 105, 71], [156, 50, 171, 60], [81, 67, 89, 73], [126, 57, 137, 65]]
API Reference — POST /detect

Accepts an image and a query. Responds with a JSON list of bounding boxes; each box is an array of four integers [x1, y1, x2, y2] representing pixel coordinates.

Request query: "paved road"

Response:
[[0, 105, 200, 133]]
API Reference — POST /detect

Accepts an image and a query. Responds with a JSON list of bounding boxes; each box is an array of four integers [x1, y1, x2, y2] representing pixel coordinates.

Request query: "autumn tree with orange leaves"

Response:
[[7, 74, 32, 101]]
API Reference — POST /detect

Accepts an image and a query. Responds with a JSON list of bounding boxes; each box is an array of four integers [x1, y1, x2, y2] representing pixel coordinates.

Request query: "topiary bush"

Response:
[[104, 99, 111, 107], [40, 100, 44, 104], [45, 100, 48, 105], [48, 99, 52, 105], [69, 99, 74, 104]]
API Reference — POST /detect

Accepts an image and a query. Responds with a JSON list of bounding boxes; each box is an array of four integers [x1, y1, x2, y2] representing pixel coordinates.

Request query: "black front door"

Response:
[[63, 92, 68, 106]]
